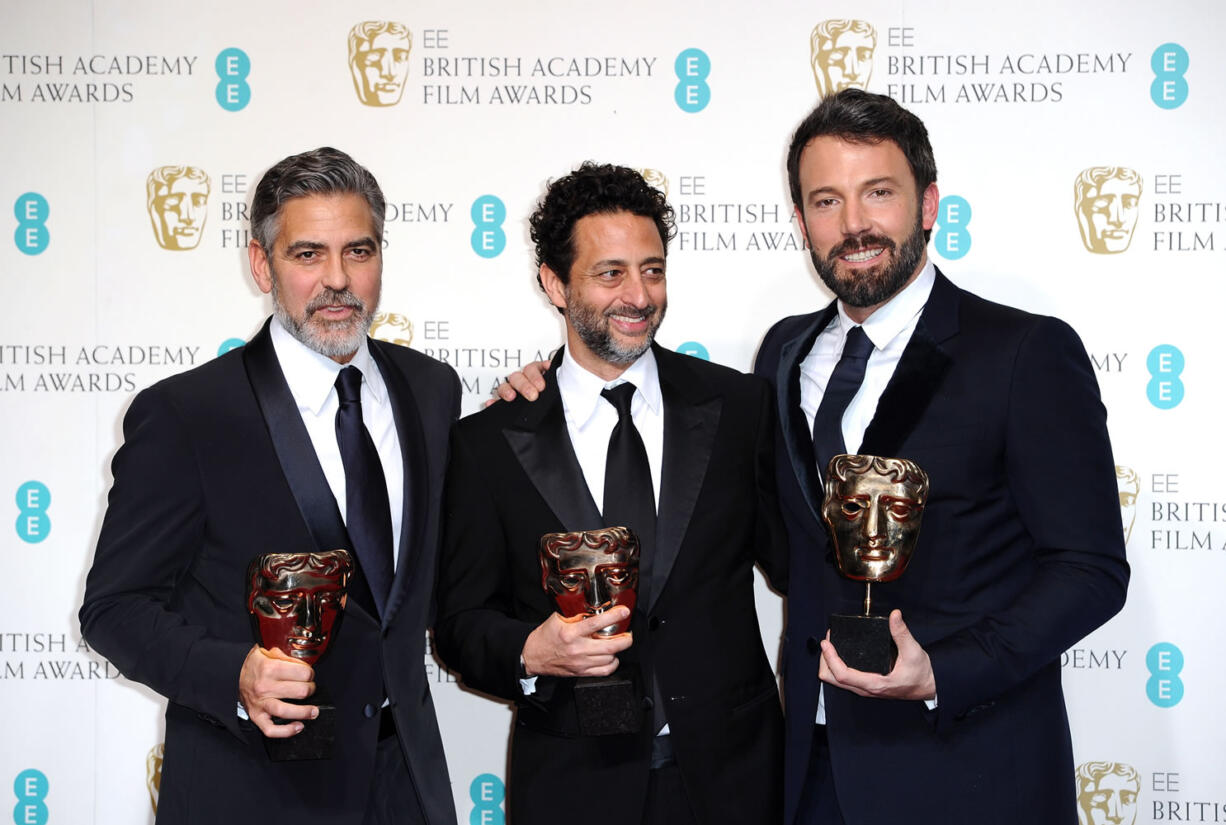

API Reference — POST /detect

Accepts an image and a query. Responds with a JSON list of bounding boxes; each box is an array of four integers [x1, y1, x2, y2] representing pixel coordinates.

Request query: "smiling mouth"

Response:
[[855, 547, 894, 562], [841, 248, 885, 263]]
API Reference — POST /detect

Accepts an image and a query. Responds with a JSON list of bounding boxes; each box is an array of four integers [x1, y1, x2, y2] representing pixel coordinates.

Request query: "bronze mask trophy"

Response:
[[821, 455, 929, 674], [539, 526, 642, 736], [246, 549, 353, 760]]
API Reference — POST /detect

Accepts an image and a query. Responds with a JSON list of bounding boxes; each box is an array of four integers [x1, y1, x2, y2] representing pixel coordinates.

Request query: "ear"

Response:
[[249, 239, 273, 295], [539, 263, 567, 312], [920, 183, 940, 233], [793, 205, 812, 246]]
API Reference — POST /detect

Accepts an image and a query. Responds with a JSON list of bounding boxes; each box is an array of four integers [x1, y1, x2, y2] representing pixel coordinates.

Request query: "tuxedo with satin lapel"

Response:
[[435, 344, 788, 825], [755, 270, 1129, 825], [80, 318, 460, 825]]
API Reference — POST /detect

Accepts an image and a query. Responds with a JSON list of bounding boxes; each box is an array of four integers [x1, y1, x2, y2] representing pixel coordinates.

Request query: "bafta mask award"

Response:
[[246, 549, 353, 760], [821, 455, 929, 675], [539, 526, 642, 736]]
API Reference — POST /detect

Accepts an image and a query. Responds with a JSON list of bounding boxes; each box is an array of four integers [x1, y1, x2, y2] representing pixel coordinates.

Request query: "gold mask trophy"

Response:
[[539, 526, 642, 736], [821, 455, 929, 674]]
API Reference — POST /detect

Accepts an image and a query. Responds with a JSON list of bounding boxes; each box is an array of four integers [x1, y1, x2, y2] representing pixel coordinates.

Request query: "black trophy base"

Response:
[[574, 670, 642, 737], [829, 613, 897, 675], [264, 703, 337, 761]]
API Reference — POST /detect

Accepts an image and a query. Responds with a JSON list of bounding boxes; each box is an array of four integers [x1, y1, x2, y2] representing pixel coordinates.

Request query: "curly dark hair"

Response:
[[529, 162, 676, 307], [786, 89, 937, 240]]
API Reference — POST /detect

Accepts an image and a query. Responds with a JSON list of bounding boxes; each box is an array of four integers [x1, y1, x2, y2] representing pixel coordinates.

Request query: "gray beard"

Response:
[[271, 280, 377, 360]]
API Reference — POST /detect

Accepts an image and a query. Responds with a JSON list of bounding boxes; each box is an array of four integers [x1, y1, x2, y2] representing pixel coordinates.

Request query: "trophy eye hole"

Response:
[[887, 501, 918, 520], [270, 596, 298, 613], [558, 571, 587, 589], [602, 567, 629, 586], [840, 499, 866, 518]]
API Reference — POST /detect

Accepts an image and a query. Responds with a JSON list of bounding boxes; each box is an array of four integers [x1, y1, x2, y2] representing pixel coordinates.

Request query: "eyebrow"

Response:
[[807, 176, 902, 200], [284, 237, 378, 254], [591, 256, 666, 268]]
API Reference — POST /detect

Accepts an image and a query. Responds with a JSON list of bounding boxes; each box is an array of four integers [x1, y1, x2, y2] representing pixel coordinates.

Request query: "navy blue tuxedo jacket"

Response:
[[754, 271, 1128, 825], [80, 319, 459, 825]]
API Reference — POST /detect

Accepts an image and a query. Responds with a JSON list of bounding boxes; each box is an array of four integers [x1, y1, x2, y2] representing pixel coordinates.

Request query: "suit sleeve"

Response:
[[79, 385, 252, 736], [751, 379, 789, 594], [434, 426, 538, 701], [925, 316, 1130, 728]]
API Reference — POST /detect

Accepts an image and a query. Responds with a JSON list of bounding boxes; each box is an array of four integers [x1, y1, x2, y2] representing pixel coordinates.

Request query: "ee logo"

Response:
[[15, 481, 50, 544], [676, 341, 709, 360], [1146, 642, 1184, 707], [934, 195, 971, 260], [14, 193, 49, 255], [215, 47, 251, 111], [469, 773, 504, 825], [674, 48, 710, 113], [470, 196, 506, 258], [12, 769, 48, 825], [1146, 344, 1184, 409], [1150, 43, 1188, 109], [217, 338, 245, 357]]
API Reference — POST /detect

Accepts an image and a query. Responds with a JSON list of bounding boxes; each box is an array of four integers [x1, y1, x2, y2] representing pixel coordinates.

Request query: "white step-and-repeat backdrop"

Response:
[[3, 1, 1222, 822]]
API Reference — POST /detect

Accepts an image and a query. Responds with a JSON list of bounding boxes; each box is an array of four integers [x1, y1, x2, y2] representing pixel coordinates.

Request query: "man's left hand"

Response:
[[819, 609, 936, 701]]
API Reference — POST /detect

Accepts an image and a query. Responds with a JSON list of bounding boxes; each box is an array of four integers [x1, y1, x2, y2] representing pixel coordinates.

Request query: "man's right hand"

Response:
[[238, 645, 317, 737], [521, 608, 633, 677], [488, 359, 550, 405]]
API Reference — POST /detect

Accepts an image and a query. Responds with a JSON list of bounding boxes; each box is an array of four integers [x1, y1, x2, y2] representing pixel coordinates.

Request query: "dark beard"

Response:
[[566, 298, 666, 367], [811, 215, 926, 308]]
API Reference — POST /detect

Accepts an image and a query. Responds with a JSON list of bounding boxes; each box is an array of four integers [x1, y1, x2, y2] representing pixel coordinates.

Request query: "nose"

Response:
[[1106, 198, 1125, 227], [585, 574, 612, 613], [177, 199, 197, 225], [863, 499, 884, 544], [379, 52, 396, 80], [841, 198, 871, 237], [619, 272, 650, 308], [321, 255, 351, 291], [292, 595, 318, 633]]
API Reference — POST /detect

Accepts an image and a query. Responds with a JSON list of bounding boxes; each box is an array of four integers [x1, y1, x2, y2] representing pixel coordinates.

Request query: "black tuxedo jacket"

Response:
[[80, 319, 460, 825], [754, 270, 1129, 825], [434, 345, 788, 825]]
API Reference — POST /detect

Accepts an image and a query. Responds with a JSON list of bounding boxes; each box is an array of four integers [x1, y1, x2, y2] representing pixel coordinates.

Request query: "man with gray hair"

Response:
[[82, 147, 459, 824]]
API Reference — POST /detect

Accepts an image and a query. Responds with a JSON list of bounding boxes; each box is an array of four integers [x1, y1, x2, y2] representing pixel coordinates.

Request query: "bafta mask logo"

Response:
[[822, 454, 928, 582], [540, 526, 640, 636], [247, 550, 353, 665], [370, 312, 414, 346], [1076, 761, 1140, 825], [1116, 465, 1139, 545], [348, 21, 412, 106], [146, 743, 164, 814], [1074, 167, 1142, 254], [146, 166, 210, 250], [810, 20, 877, 96], [638, 168, 669, 197]]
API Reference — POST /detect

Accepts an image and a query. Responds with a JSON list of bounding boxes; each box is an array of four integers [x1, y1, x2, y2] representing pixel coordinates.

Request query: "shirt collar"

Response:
[[269, 317, 385, 415], [558, 346, 662, 431], [835, 259, 936, 350]]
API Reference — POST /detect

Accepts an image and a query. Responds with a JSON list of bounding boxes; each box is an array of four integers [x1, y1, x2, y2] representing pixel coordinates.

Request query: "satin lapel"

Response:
[[650, 348, 720, 613], [241, 319, 379, 625], [502, 356, 603, 532], [369, 341, 429, 630], [859, 270, 958, 457], [775, 303, 837, 525]]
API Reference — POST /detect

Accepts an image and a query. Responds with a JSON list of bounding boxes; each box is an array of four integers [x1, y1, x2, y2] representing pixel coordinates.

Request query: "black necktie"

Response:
[[812, 325, 874, 479], [600, 382, 657, 545], [334, 365, 394, 617]]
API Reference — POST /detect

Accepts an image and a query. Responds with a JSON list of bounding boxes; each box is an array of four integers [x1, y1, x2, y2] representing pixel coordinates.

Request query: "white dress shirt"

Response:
[[800, 261, 936, 723], [270, 319, 404, 568]]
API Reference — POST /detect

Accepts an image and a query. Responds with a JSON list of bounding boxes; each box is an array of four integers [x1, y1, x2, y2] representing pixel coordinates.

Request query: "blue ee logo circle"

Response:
[[1150, 43, 1188, 109], [1146, 344, 1184, 409], [12, 768, 49, 825], [14, 193, 49, 255], [674, 48, 711, 113], [15, 481, 51, 544], [934, 196, 971, 260], [676, 341, 709, 360], [470, 196, 506, 258], [1146, 642, 1184, 707], [469, 773, 504, 825], [215, 48, 251, 111], [217, 338, 245, 357]]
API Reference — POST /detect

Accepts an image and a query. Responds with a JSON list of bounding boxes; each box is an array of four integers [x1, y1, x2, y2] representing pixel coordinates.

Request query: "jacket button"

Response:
[[648, 616, 663, 631], [806, 636, 821, 654], [363, 703, 377, 718]]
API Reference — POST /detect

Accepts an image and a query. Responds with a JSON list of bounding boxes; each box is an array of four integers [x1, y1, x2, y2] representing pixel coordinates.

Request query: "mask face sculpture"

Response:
[[540, 526, 639, 636], [247, 550, 353, 665], [822, 454, 929, 585]]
